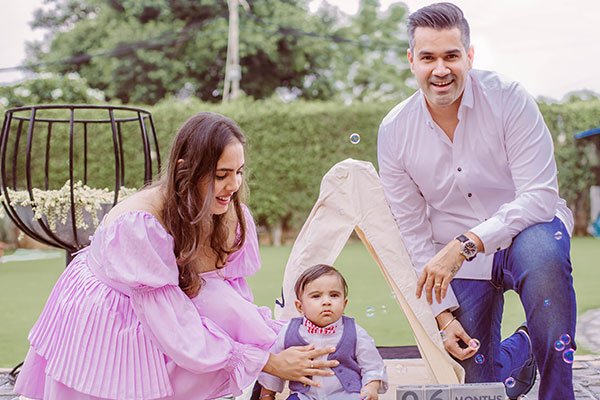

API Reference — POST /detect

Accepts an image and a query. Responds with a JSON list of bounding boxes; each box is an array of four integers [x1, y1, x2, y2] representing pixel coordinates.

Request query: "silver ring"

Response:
[[310, 363, 314, 369], [434, 283, 442, 287]]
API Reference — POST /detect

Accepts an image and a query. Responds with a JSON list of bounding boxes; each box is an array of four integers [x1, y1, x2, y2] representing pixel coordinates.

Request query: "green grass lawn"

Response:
[[1, 237, 598, 368]]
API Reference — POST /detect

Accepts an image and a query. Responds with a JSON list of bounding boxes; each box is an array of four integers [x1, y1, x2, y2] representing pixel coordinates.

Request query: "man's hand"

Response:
[[360, 380, 380, 400], [436, 311, 478, 360], [416, 232, 483, 304], [416, 240, 464, 304]]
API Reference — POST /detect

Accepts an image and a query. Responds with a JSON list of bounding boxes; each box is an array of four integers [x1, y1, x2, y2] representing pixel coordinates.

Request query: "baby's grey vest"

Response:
[[284, 316, 361, 394]]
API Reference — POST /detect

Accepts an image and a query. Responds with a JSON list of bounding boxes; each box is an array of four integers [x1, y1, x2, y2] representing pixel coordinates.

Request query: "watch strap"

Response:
[[455, 234, 470, 243]]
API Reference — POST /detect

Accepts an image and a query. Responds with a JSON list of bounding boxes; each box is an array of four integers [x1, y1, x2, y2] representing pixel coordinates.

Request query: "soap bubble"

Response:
[[349, 133, 361, 144], [560, 333, 571, 346], [543, 298, 551, 307], [554, 231, 563, 240], [504, 377, 516, 388], [474, 354, 485, 364], [365, 306, 375, 318], [440, 330, 447, 341], [381, 305, 388, 314], [554, 340, 566, 352], [395, 364, 408, 374], [562, 348, 575, 364]]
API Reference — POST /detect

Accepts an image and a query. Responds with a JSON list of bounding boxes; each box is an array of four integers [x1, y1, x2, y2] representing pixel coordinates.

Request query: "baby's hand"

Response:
[[360, 380, 380, 400]]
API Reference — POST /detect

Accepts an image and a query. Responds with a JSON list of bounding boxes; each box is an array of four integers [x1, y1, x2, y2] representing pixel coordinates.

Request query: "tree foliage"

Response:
[[326, 0, 414, 102], [24, 0, 412, 104], [0, 72, 105, 107]]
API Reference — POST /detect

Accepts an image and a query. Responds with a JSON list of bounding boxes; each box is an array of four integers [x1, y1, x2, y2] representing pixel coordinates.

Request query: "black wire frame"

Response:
[[0, 104, 161, 256]]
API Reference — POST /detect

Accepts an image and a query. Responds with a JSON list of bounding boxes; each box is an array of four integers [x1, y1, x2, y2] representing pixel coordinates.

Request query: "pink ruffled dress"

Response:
[[15, 207, 282, 400]]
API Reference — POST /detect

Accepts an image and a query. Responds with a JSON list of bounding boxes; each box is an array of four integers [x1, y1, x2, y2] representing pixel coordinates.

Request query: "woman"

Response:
[[15, 112, 337, 400]]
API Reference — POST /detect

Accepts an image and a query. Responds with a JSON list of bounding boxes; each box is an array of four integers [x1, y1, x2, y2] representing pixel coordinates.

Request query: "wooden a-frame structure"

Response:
[[274, 158, 465, 384]]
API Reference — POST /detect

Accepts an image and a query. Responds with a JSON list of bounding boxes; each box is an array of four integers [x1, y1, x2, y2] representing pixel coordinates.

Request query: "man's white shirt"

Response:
[[377, 69, 573, 315]]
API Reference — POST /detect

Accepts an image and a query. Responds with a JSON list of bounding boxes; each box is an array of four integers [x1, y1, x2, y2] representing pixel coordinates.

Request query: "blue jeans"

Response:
[[451, 217, 576, 400]]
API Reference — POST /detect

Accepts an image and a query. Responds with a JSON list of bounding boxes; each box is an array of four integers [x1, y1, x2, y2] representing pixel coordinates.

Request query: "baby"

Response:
[[258, 264, 388, 400]]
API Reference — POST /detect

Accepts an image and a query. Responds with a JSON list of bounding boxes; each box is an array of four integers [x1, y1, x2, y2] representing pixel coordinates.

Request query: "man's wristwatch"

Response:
[[455, 234, 478, 261]]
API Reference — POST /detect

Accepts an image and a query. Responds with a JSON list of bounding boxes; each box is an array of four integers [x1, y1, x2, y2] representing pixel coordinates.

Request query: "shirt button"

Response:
[[468, 193, 472, 197], [457, 167, 462, 172]]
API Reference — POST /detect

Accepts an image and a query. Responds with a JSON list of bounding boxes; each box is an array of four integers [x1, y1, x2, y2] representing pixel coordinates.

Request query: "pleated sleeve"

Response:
[[100, 211, 270, 394]]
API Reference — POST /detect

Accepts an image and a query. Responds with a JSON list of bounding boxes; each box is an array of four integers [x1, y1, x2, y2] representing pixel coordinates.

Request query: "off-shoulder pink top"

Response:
[[15, 206, 281, 400]]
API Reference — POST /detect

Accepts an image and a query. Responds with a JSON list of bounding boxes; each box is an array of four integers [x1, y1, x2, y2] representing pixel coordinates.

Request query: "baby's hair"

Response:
[[294, 264, 348, 299]]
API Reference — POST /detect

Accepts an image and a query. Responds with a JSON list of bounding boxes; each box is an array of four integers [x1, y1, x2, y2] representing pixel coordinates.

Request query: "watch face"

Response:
[[463, 240, 478, 257]]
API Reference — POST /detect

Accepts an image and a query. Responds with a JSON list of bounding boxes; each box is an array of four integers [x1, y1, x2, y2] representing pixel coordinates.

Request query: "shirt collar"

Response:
[[460, 71, 474, 110]]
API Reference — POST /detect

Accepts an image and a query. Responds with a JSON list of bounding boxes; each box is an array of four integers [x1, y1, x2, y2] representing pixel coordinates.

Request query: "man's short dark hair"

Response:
[[294, 264, 348, 299], [407, 2, 470, 51]]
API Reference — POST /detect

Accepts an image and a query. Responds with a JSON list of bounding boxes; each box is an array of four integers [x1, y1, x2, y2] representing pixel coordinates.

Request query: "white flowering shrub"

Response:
[[0, 181, 136, 231]]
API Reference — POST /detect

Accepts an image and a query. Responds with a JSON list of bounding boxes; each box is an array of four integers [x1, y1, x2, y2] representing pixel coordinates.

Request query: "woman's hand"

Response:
[[436, 311, 478, 361], [263, 344, 338, 386]]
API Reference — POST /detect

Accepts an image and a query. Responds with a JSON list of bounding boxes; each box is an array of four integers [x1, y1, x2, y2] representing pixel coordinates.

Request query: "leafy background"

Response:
[[1, 97, 598, 243]]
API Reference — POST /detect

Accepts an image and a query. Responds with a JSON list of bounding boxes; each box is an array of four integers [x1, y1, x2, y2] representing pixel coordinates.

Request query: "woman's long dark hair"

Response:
[[160, 112, 247, 298]]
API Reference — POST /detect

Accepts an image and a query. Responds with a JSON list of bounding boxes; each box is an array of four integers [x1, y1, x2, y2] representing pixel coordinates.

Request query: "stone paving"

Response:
[[518, 354, 600, 400], [2, 309, 600, 399], [0, 369, 17, 400], [578, 308, 600, 356]]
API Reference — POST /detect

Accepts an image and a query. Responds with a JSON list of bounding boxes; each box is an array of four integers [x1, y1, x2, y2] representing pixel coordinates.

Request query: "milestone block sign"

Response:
[[396, 383, 506, 400]]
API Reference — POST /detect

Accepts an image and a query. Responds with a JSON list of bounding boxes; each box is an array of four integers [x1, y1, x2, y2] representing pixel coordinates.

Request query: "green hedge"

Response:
[[539, 100, 600, 235], [148, 97, 389, 242], [150, 98, 600, 239], [1, 98, 598, 241]]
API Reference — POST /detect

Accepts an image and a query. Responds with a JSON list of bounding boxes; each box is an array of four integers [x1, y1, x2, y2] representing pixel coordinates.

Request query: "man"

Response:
[[377, 3, 576, 399]]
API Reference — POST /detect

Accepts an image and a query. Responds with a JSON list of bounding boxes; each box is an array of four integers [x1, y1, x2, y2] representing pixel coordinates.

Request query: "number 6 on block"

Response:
[[396, 386, 423, 400], [397, 386, 448, 400]]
